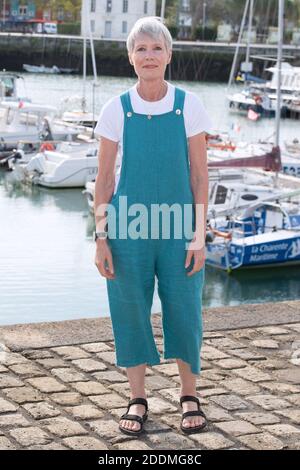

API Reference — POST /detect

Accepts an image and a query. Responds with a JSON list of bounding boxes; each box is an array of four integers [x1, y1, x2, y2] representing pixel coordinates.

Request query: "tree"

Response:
[[34, 0, 81, 22]]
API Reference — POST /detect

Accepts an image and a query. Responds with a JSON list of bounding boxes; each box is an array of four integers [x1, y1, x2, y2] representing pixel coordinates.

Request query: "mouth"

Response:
[[143, 65, 158, 69]]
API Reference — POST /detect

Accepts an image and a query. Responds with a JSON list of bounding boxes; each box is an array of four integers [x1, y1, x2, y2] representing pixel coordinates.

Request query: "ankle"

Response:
[[180, 389, 197, 398], [130, 392, 147, 400]]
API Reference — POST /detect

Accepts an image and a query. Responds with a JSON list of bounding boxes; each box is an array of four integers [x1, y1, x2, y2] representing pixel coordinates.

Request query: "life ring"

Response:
[[40, 142, 55, 152]]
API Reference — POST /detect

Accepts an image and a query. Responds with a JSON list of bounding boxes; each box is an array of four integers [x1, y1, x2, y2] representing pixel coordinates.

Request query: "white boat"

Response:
[[227, 63, 300, 119], [82, 166, 281, 216], [281, 155, 300, 178], [227, 87, 277, 117], [12, 140, 99, 188], [207, 134, 300, 179], [0, 71, 31, 103], [61, 109, 96, 128], [23, 64, 78, 74], [0, 100, 86, 143], [285, 138, 300, 157], [23, 64, 61, 74], [206, 197, 300, 271]]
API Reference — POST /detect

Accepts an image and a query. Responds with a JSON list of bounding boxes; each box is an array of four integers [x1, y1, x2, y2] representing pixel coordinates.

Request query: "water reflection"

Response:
[[2, 172, 87, 213], [204, 264, 300, 307]]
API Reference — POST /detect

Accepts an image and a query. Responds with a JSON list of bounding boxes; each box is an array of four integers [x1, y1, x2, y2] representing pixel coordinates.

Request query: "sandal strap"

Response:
[[128, 397, 148, 412], [120, 413, 144, 425], [182, 409, 206, 420], [180, 395, 200, 408]]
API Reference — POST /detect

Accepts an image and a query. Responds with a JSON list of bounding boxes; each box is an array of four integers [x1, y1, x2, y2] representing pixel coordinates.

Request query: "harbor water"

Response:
[[0, 73, 300, 326]]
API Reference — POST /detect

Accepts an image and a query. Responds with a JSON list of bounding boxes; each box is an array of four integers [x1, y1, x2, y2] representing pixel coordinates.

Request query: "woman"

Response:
[[94, 17, 212, 436]]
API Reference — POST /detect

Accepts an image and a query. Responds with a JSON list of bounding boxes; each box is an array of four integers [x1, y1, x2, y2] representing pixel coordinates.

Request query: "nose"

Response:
[[145, 50, 155, 60]]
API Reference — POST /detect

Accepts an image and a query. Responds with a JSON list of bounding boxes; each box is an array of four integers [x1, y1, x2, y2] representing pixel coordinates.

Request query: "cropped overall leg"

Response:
[[107, 237, 161, 368], [156, 238, 205, 375]]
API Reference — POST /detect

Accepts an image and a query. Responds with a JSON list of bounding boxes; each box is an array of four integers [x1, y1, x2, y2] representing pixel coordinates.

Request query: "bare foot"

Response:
[[181, 399, 206, 429], [119, 403, 147, 432]]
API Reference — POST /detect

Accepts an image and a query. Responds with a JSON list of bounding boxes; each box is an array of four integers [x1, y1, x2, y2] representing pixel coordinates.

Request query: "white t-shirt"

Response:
[[94, 81, 213, 193]]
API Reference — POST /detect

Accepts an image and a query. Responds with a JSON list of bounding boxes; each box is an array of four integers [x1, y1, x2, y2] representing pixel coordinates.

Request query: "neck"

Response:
[[137, 79, 167, 101]]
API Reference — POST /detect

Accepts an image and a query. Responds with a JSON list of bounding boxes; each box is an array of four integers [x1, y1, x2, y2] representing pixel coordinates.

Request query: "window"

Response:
[[19, 5, 28, 15], [144, 1, 148, 14], [181, 0, 190, 13], [214, 185, 228, 205], [123, 0, 128, 13], [91, 20, 95, 33], [91, 0, 96, 13], [105, 21, 112, 37], [106, 0, 112, 13], [122, 21, 127, 34], [57, 9, 64, 21]]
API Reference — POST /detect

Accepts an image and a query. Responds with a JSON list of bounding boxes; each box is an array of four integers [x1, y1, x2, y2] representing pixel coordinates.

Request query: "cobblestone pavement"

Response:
[[0, 320, 299, 450]]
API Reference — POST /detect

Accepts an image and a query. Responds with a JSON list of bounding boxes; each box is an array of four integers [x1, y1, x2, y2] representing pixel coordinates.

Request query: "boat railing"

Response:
[[230, 218, 257, 239]]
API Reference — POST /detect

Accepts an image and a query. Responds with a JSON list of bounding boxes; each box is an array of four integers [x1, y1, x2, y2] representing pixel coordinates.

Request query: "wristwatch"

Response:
[[93, 231, 108, 241]]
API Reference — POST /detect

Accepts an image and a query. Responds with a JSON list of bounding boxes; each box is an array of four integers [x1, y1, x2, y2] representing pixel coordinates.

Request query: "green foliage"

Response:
[[57, 22, 80, 35], [192, 25, 218, 41], [33, 0, 81, 22]]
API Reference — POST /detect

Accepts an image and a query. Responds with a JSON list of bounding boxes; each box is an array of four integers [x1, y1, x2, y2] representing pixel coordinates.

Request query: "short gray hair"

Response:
[[126, 16, 173, 54]]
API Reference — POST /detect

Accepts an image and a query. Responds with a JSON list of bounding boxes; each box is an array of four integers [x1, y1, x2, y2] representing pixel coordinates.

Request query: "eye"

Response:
[[155, 46, 162, 50], [137, 47, 146, 51]]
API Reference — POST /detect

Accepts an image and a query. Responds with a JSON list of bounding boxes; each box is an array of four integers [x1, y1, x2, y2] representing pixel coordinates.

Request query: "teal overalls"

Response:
[[106, 86, 205, 375]]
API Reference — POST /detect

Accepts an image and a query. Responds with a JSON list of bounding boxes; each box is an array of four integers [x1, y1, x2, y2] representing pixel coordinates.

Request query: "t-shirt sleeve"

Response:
[[94, 97, 123, 142], [184, 92, 213, 138]]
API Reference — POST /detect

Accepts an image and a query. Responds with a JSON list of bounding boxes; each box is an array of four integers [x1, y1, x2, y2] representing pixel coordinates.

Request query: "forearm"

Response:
[[190, 171, 209, 249], [94, 174, 115, 233]]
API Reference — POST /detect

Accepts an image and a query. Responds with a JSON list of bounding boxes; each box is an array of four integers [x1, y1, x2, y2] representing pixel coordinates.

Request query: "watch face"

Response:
[[94, 231, 107, 241]]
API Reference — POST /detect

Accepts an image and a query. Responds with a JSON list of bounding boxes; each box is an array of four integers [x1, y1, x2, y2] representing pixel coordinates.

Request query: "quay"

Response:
[[0, 300, 299, 450]]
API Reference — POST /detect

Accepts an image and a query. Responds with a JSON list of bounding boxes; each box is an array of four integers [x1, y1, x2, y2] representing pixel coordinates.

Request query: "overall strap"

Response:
[[173, 87, 186, 113], [120, 91, 134, 115]]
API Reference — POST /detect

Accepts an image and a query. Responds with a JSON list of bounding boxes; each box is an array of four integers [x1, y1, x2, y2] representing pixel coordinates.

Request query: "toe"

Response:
[[182, 418, 191, 428], [132, 421, 141, 431]]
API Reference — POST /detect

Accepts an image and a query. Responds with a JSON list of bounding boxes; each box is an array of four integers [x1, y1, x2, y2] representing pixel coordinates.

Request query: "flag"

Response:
[[247, 108, 260, 121]]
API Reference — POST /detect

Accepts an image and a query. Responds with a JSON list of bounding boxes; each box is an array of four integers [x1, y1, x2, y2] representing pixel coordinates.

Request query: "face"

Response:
[[128, 33, 172, 81]]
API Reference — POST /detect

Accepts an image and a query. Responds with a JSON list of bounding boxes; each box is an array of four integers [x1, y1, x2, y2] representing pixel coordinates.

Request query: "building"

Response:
[[178, 0, 192, 39], [81, 0, 156, 39]]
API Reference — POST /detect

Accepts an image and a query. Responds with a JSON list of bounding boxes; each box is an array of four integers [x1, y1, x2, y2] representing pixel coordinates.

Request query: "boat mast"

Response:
[[227, 0, 250, 91], [86, 0, 98, 137], [275, 0, 284, 148], [160, 0, 166, 20], [82, 0, 98, 135], [244, 0, 254, 83], [274, 0, 284, 187], [82, 0, 87, 113]]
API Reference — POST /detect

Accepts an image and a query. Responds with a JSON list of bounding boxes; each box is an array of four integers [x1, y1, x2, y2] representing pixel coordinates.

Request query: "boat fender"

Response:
[[40, 142, 55, 152]]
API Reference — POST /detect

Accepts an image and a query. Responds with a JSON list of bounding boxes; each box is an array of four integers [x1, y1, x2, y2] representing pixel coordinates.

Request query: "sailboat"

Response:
[[60, 0, 99, 130], [206, 0, 300, 271], [226, 0, 299, 120]]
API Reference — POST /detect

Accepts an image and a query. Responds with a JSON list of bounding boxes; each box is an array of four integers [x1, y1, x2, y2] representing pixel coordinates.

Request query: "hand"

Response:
[[185, 245, 205, 277], [94, 239, 115, 279]]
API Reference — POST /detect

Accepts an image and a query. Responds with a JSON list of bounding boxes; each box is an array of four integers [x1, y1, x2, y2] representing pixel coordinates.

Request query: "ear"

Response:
[[128, 53, 133, 66], [167, 50, 172, 65]]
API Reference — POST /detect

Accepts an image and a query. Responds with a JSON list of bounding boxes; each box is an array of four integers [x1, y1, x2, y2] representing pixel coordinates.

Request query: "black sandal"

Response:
[[119, 397, 148, 436], [180, 395, 207, 434]]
